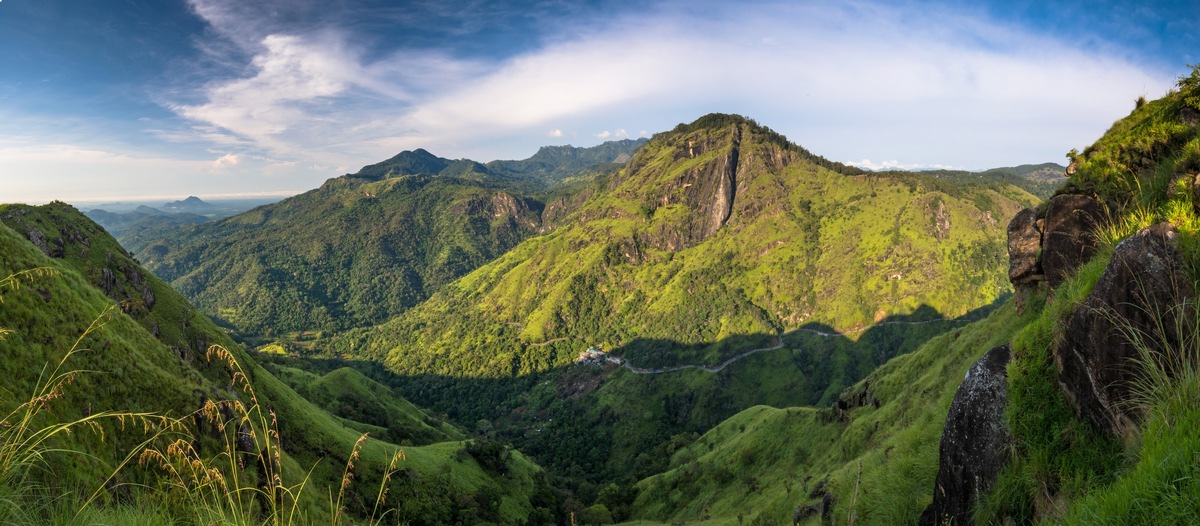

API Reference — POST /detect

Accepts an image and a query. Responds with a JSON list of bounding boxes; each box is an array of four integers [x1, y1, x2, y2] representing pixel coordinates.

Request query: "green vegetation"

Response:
[[629, 303, 1030, 525]]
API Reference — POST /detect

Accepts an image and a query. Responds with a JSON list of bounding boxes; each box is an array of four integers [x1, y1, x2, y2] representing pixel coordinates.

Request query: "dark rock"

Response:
[[27, 228, 50, 256], [919, 345, 1012, 526], [1041, 194, 1103, 288], [1181, 106, 1200, 127], [142, 285, 156, 310], [1007, 207, 1043, 284], [1054, 222, 1193, 437], [99, 268, 118, 296], [834, 380, 879, 421]]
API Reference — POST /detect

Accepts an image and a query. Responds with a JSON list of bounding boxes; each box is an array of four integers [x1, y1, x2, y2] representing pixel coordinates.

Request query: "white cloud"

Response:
[[211, 153, 240, 170], [846, 159, 964, 171], [547, 129, 564, 138]]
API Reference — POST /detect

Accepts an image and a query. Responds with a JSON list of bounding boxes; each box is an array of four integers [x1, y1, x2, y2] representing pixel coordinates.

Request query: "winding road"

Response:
[[618, 317, 975, 375]]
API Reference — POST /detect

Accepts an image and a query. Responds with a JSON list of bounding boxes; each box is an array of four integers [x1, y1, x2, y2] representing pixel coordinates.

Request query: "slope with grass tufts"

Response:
[[0, 203, 555, 524]]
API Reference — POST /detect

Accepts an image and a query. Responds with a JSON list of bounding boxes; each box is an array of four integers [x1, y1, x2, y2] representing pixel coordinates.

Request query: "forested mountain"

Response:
[[0, 203, 555, 524], [135, 140, 645, 338]]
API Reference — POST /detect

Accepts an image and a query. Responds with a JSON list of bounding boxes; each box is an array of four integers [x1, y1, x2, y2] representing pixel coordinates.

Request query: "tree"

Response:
[[578, 504, 613, 525]]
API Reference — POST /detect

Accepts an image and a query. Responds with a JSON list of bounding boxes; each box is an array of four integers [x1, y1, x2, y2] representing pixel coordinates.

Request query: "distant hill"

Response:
[[162, 195, 213, 213]]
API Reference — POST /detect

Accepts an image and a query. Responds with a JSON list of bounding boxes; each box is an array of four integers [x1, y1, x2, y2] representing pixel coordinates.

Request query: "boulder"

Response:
[[1041, 194, 1103, 288], [1007, 207, 1043, 284], [1054, 222, 1193, 437], [1181, 106, 1200, 127], [919, 345, 1012, 526]]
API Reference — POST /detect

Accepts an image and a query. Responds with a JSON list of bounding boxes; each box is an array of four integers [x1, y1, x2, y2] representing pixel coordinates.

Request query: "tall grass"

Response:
[[136, 344, 409, 525], [0, 285, 168, 522], [3, 270, 408, 524]]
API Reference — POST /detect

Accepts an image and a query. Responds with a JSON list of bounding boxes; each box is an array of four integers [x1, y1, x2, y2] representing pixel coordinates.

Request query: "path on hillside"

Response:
[[620, 317, 974, 375]]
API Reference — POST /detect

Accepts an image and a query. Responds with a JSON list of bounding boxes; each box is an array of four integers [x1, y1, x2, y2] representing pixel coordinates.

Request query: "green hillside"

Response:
[[627, 66, 1200, 525], [0, 203, 555, 524]]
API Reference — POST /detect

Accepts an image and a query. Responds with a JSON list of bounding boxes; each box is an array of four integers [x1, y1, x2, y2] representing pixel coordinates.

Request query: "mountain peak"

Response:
[[353, 148, 452, 180]]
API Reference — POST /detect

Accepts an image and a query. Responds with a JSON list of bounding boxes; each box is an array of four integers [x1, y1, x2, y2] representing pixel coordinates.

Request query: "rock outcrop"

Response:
[[1041, 194, 1103, 288], [1007, 208, 1042, 284], [919, 345, 1013, 526], [1007, 193, 1105, 307], [1054, 222, 1193, 438]]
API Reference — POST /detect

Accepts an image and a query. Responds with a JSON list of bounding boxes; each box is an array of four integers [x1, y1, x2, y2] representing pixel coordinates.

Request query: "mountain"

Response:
[[345, 114, 1035, 375], [0, 203, 555, 524], [322, 114, 1038, 491], [628, 68, 1200, 525], [134, 140, 646, 340], [488, 138, 650, 187], [162, 195, 213, 213]]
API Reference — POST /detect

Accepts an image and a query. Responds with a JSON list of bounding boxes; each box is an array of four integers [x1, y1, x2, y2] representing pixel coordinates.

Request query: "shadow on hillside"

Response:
[[259, 296, 1008, 489]]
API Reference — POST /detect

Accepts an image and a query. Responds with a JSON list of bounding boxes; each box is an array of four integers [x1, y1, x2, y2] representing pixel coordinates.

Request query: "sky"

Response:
[[0, 0, 1197, 204]]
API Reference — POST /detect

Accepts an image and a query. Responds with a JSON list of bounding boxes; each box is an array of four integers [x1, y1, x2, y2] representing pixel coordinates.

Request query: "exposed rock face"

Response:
[[919, 345, 1012, 526], [644, 124, 745, 250], [1054, 222, 1193, 437], [1041, 194, 1103, 288], [1007, 207, 1043, 284]]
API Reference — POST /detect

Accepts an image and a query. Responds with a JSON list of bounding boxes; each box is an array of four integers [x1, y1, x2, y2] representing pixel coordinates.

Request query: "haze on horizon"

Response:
[[0, 0, 1196, 204]]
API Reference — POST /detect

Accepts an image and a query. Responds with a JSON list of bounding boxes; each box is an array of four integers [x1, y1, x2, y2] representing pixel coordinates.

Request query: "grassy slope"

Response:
[[271, 364, 466, 445], [0, 203, 549, 524]]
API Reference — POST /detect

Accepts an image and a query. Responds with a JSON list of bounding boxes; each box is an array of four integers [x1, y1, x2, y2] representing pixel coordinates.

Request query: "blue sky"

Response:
[[0, 0, 1196, 203]]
